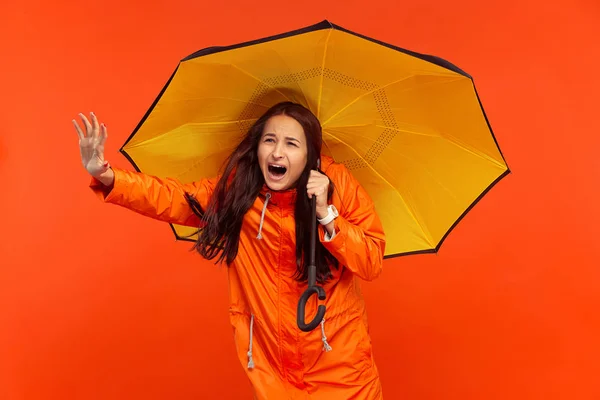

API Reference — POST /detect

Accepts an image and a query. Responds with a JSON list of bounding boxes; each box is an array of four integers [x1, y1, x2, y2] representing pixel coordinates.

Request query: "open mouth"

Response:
[[268, 164, 287, 180]]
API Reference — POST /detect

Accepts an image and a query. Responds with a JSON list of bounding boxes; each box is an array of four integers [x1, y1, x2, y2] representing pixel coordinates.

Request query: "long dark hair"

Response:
[[185, 101, 338, 283]]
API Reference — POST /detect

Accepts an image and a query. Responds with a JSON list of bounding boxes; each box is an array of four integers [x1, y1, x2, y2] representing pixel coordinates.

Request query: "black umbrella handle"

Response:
[[296, 185, 327, 332], [297, 284, 326, 332]]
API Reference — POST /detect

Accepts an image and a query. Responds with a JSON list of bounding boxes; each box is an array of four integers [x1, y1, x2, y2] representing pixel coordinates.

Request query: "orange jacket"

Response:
[[90, 155, 386, 399]]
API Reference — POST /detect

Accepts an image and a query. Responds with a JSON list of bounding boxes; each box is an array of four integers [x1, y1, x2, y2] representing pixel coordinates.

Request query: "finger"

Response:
[[79, 113, 92, 135], [98, 123, 108, 146], [90, 112, 100, 138], [306, 181, 328, 190], [306, 187, 326, 197], [308, 176, 326, 184], [72, 119, 84, 140], [306, 185, 324, 193], [307, 177, 327, 185]]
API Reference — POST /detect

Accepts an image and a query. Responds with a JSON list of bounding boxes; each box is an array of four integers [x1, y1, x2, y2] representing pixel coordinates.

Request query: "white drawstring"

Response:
[[247, 314, 255, 369], [256, 193, 271, 240], [320, 318, 332, 352]]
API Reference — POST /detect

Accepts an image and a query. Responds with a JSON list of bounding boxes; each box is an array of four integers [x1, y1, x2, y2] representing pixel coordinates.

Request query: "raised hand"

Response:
[[72, 112, 114, 186]]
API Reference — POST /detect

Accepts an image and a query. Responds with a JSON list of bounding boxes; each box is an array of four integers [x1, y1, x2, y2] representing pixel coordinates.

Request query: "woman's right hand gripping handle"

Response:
[[72, 112, 114, 187]]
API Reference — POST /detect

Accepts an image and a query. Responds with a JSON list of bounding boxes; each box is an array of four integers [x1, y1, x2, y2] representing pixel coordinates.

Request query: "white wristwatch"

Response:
[[317, 205, 339, 225]]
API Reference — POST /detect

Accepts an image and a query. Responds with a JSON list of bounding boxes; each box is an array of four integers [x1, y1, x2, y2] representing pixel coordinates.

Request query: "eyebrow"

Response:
[[263, 133, 301, 143]]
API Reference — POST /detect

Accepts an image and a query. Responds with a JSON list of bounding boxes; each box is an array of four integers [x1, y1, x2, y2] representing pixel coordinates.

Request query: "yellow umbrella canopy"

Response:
[[120, 20, 509, 258]]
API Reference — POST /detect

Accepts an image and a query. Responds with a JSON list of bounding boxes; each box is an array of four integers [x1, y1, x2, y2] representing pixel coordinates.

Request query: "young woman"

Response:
[[73, 102, 386, 399]]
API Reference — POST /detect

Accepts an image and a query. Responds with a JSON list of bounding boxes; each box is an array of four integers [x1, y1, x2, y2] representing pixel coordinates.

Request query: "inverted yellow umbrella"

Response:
[[120, 20, 509, 258]]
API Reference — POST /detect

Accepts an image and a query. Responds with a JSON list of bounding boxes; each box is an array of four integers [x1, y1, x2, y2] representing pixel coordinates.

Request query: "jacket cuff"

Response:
[[89, 168, 124, 203], [323, 229, 336, 242], [319, 217, 346, 249]]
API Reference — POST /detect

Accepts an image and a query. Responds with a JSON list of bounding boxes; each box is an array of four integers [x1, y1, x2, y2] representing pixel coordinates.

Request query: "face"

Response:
[[257, 114, 308, 191]]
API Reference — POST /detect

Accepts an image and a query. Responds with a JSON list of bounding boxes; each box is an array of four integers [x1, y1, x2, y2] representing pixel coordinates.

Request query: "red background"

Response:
[[1, 0, 599, 398]]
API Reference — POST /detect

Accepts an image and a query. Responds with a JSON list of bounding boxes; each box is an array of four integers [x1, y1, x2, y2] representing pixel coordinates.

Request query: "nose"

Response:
[[272, 142, 284, 159]]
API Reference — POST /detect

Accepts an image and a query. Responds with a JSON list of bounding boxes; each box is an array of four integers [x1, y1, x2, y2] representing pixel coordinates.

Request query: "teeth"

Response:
[[268, 164, 287, 174]]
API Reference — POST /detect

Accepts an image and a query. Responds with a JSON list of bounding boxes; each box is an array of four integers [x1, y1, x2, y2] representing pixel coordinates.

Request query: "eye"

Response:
[[264, 138, 275, 143], [287, 141, 298, 147]]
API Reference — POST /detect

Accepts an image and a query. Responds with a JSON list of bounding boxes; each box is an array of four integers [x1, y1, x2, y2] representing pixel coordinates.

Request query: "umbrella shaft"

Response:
[[309, 196, 317, 286], [308, 265, 316, 288]]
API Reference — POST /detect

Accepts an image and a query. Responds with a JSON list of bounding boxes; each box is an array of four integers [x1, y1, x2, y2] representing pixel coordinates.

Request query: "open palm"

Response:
[[72, 112, 110, 178]]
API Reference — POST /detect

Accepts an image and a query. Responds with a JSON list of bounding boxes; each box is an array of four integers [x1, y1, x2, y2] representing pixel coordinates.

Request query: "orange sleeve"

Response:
[[319, 164, 386, 281], [89, 168, 218, 228]]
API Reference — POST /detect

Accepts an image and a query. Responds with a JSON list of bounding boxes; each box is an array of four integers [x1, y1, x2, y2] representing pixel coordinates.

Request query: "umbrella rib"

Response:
[[323, 130, 432, 244], [174, 150, 234, 179], [384, 149, 461, 203], [321, 75, 411, 126], [164, 97, 274, 107], [185, 118, 260, 127], [124, 118, 260, 148], [321, 75, 464, 127], [325, 126, 467, 199], [373, 124, 439, 138], [317, 29, 333, 119], [440, 134, 507, 169], [372, 124, 506, 168], [326, 124, 439, 140], [229, 64, 292, 102], [326, 125, 455, 200]]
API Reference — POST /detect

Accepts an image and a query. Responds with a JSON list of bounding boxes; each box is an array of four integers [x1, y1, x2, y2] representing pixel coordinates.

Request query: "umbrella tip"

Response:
[[316, 19, 334, 28]]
